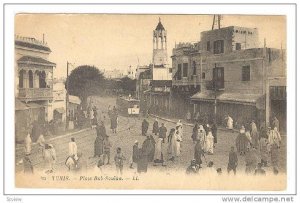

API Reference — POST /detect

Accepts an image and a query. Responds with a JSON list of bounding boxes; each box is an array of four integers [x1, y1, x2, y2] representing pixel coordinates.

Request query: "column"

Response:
[[23, 70, 29, 88]]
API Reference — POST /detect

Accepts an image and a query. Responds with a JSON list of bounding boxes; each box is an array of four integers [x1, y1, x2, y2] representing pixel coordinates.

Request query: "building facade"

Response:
[[171, 42, 201, 118], [135, 65, 152, 114], [15, 35, 56, 142], [188, 26, 286, 131]]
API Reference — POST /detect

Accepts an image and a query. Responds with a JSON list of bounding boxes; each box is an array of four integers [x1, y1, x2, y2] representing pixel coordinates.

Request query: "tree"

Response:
[[120, 76, 136, 95], [66, 65, 105, 108]]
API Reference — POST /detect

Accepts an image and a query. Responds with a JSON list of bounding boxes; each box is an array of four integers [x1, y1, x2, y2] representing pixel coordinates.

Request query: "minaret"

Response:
[[153, 17, 168, 66]]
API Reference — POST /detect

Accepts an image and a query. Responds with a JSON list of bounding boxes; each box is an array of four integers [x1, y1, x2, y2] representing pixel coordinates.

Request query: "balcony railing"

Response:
[[18, 88, 53, 101]]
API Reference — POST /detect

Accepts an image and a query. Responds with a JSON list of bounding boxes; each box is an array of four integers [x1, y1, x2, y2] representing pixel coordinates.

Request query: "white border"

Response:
[[2, 2, 297, 197]]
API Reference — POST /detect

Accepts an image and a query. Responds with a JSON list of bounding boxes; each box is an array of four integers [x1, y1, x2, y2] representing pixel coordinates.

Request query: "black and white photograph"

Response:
[[1, 2, 298, 202]]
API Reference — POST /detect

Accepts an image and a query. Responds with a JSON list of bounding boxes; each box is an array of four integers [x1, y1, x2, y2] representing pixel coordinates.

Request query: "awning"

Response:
[[143, 89, 151, 94], [190, 91, 265, 109], [26, 102, 44, 109], [15, 99, 29, 111], [69, 95, 81, 105], [218, 93, 260, 104], [190, 91, 216, 102], [54, 107, 65, 114]]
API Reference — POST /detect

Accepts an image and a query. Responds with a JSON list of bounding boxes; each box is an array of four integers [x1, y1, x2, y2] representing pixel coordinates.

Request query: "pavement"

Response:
[[15, 96, 286, 175]]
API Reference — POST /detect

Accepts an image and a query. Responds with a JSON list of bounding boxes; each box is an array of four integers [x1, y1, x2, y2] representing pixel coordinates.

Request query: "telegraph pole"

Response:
[[65, 61, 69, 130], [214, 64, 217, 123]]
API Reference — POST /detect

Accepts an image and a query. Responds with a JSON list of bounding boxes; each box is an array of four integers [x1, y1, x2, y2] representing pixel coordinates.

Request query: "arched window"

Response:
[[29, 70, 33, 88], [19, 70, 24, 88]]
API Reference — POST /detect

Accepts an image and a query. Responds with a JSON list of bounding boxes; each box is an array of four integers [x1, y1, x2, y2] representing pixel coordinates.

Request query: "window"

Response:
[[29, 70, 33, 88], [242, 65, 250, 81], [202, 72, 206, 79], [207, 41, 211, 51], [213, 67, 224, 89], [192, 61, 197, 75], [213, 40, 224, 54], [19, 70, 24, 88], [177, 64, 182, 80], [169, 68, 172, 73], [236, 43, 241, 50], [183, 63, 188, 77]]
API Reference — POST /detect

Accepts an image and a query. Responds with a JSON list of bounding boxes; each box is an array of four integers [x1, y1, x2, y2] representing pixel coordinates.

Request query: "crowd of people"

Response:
[[20, 101, 283, 178], [185, 115, 282, 176]]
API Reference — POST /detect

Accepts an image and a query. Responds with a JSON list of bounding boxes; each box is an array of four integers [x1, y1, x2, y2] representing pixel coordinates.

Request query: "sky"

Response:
[[15, 14, 286, 78]]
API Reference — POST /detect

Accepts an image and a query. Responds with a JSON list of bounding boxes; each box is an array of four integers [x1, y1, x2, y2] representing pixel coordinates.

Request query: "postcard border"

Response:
[[2, 2, 297, 196]]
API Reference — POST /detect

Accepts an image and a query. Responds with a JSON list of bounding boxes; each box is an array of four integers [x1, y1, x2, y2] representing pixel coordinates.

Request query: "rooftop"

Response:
[[155, 18, 165, 31], [17, 56, 56, 67], [15, 35, 51, 52]]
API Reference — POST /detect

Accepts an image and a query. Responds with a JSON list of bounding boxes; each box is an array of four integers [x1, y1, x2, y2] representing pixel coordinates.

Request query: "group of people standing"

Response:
[[234, 119, 281, 175], [141, 119, 184, 163]]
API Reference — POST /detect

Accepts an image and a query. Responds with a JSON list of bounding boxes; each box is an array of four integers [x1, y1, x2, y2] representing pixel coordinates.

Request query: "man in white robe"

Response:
[[268, 127, 281, 147], [175, 127, 182, 157], [69, 137, 78, 162], [44, 144, 56, 173], [206, 130, 214, 154], [226, 115, 233, 130], [198, 125, 207, 152], [24, 133, 32, 155]]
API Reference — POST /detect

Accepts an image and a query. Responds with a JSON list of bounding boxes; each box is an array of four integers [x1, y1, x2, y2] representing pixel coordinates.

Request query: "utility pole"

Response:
[[65, 61, 69, 130], [214, 64, 217, 123], [212, 15, 222, 30]]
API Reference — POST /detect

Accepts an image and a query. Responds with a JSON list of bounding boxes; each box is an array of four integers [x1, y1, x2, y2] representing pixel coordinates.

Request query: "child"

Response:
[[114, 147, 126, 175]]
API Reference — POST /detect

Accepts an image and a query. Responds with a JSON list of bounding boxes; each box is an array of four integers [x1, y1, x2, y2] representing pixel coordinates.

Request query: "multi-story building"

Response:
[[188, 26, 286, 131], [171, 42, 201, 117], [15, 35, 56, 141]]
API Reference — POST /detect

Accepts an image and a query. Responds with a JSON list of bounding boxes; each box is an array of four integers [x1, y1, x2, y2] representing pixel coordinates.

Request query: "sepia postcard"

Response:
[[13, 12, 288, 191]]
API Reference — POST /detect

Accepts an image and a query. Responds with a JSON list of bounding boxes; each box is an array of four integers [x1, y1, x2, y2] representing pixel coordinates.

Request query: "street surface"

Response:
[[15, 96, 286, 175]]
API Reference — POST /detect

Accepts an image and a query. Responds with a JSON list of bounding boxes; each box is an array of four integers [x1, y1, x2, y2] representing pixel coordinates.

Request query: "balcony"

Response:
[[18, 88, 53, 102]]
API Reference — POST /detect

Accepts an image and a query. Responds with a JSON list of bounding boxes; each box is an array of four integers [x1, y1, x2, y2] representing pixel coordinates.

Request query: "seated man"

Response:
[[186, 159, 200, 175], [254, 162, 266, 176]]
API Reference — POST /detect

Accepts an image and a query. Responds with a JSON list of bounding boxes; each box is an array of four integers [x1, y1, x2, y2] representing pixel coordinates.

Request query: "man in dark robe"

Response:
[[142, 119, 149, 136], [245, 146, 259, 174], [227, 146, 238, 175], [235, 127, 249, 155], [103, 134, 112, 164], [96, 121, 106, 137], [94, 123, 105, 157], [152, 119, 159, 135], [130, 141, 139, 169], [137, 136, 154, 173], [158, 123, 167, 143], [149, 134, 156, 161], [194, 140, 204, 167], [110, 112, 118, 134], [23, 155, 34, 174], [191, 123, 198, 143], [211, 122, 218, 145], [94, 135, 104, 157]]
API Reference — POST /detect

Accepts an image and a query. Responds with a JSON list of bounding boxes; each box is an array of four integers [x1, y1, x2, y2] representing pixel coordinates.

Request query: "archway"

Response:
[[28, 70, 33, 88], [39, 71, 46, 88]]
